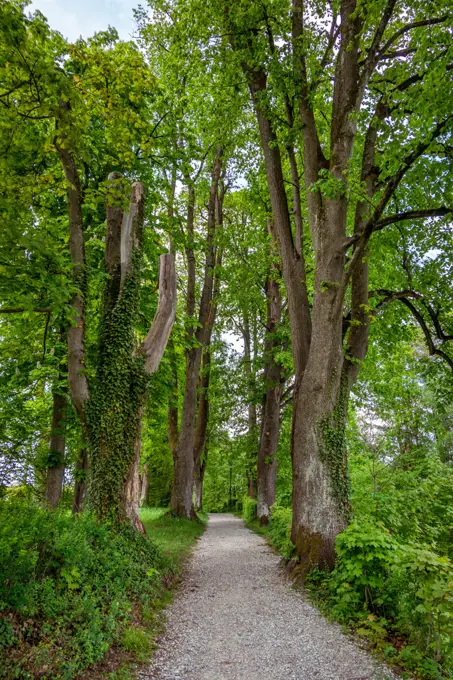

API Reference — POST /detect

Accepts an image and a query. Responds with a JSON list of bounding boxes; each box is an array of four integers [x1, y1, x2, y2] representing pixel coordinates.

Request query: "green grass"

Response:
[[141, 507, 207, 571]]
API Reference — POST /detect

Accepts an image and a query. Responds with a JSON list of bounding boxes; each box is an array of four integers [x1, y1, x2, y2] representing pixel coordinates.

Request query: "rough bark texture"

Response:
[[234, 0, 372, 571], [124, 411, 146, 532], [193, 350, 211, 510], [289, 0, 362, 573], [167, 337, 179, 457], [72, 449, 88, 514], [257, 277, 283, 525], [44, 386, 67, 508], [55, 103, 89, 425], [89, 178, 176, 529], [171, 149, 222, 518]]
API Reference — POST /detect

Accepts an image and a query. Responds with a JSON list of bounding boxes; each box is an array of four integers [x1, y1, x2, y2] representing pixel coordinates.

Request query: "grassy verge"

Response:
[[0, 501, 207, 680]]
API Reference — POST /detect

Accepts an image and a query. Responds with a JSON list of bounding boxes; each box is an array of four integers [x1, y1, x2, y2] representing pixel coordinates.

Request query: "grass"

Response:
[[141, 507, 208, 572]]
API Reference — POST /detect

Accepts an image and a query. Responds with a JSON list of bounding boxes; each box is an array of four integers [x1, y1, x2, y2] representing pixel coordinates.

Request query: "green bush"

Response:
[[0, 499, 164, 679], [267, 506, 295, 560], [242, 495, 257, 522]]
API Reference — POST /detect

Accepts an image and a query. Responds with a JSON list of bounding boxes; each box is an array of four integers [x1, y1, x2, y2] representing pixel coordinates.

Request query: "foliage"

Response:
[[266, 506, 295, 560], [242, 495, 257, 523], [0, 501, 206, 678], [0, 499, 165, 678]]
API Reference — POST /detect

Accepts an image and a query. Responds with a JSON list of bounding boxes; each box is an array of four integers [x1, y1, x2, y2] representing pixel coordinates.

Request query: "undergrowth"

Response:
[[0, 500, 206, 679], [242, 504, 453, 680]]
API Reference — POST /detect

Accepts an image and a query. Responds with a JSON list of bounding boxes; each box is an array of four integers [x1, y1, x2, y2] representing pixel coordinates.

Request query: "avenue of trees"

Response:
[[1, 0, 453, 677]]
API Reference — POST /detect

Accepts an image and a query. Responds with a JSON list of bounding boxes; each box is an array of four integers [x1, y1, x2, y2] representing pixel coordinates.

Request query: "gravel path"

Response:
[[141, 514, 397, 680]]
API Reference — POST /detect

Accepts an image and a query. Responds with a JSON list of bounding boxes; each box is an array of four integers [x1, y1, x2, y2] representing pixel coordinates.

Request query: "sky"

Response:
[[29, 0, 140, 42]]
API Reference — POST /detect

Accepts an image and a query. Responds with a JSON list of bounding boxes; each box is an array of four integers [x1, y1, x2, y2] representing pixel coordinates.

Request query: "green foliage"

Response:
[[242, 495, 257, 523], [0, 499, 164, 679], [267, 506, 295, 560]]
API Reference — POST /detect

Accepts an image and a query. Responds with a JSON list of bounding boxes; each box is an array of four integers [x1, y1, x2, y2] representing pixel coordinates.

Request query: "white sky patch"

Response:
[[424, 248, 442, 261], [29, 0, 139, 41]]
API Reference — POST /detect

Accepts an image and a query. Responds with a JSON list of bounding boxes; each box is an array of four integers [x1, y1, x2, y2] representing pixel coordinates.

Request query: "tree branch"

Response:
[[377, 16, 450, 60], [346, 207, 453, 246], [0, 306, 52, 314], [141, 253, 177, 374]]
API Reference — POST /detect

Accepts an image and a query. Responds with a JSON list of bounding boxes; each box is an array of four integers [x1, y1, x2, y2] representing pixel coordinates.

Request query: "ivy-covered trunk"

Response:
[[257, 277, 283, 525], [70, 176, 177, 528]]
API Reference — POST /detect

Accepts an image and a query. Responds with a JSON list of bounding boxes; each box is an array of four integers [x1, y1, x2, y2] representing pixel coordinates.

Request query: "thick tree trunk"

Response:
[[193, 350, 211, 510], [72, 449, 88, 514], [193, 456, 206, 511], [167, 338, 179, 457], [89, 178, 176, 527], [45, 386, 67, 508], [289, 0, 363, 573], [257, 277, 283, 525], [171, 149, 222, 518], [124, 412, 146, 532]]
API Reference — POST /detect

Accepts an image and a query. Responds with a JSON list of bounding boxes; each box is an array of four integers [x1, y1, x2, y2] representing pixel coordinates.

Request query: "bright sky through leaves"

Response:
[[29, 0, 138, 41]]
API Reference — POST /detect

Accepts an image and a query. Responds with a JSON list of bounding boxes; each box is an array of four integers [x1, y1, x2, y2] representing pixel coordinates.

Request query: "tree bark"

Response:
[[193, 349, 211, 510], [257, 276, 283, 524], [167, 337, 179, 457], [89, 177, 177, 528], [72, 449, 88, 514], [289, 0, 363, 572], [44, 385, 67, 508], [242, 313, 258, 497], [55, 103, 89, 425], [171, 149, 222, 518]]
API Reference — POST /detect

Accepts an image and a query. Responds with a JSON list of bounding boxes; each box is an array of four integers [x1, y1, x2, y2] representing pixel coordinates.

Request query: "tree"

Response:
[[207, 0, 453, 570]]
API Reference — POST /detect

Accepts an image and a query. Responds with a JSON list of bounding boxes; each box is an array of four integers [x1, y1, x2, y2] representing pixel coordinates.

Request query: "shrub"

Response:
[[0, 499, 164, 679], [267, 506, 295, 560], [242, 495, 257, 522]]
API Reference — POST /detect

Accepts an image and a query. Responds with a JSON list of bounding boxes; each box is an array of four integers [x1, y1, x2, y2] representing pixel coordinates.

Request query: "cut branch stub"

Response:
[[141, 252, 177, 375]]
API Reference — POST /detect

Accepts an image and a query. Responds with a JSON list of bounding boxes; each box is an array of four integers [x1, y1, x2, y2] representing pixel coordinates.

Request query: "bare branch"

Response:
[[141, 253, 177, 374], [346, 206, 453, 247]]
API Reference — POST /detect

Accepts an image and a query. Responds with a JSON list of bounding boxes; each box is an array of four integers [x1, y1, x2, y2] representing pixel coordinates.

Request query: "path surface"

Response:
[[141, 514, 396, 680]]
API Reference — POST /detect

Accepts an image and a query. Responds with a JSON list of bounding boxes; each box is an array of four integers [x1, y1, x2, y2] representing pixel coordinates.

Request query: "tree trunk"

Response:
[[44, 385, 67, 508], [89, 178, 176, 527], [139, 464, 149, 506], [289, 0, 363, 573], [242, 314, 258, 497], [257, 276, 283, 525], [171, 149, 222, 518], [55, 103, 89, 426], [72, 449, 88, 514], [193, 350, 210, 510], [193, 455, 206, 511], [167, 337, 179, 456], [124, 411, 146, 532]]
